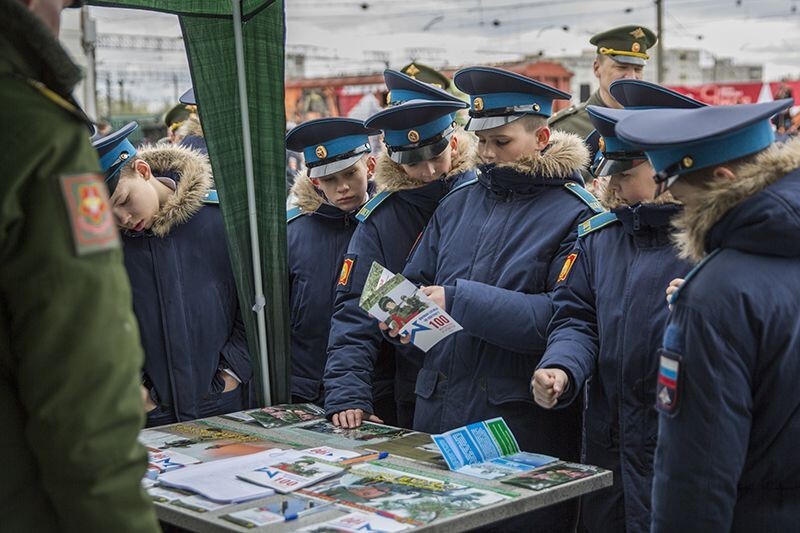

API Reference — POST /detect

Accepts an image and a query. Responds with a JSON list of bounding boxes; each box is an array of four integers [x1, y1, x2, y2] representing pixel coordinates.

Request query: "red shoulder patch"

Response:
[[557, 252, 579, 283], [60, 174, 119, 256], [338, 257, 355, 287]]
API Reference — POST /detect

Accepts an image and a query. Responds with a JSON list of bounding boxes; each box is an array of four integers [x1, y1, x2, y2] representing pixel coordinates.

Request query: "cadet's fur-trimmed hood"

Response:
[[137, 143, 213, 237], [496, 130, 589, 178], [599, 178, 678, 210], [672, 137, 800, 262], [289, 173, 326, 213], [373, 129, 480, 193], [176, 114, 204, 139]]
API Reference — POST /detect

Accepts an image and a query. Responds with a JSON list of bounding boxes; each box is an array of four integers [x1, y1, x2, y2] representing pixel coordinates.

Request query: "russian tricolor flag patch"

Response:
[[656, 350, 682, 416]]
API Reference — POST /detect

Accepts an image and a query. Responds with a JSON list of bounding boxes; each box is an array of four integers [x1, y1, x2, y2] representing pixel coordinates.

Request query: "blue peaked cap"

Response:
[[453, 66, 571, 131], [365, 99, 467, 165], [615, 98, 793, 194], [384, 69, 463, 105], [587, 82, 706, 177], [179, 87, 195, 105], [286, 117, 380, 179], [92, 121, 138, 193], [610, 79, 706, 109]]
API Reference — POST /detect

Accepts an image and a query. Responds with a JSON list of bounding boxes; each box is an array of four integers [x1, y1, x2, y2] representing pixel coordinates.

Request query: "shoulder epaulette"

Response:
[[439, 175, 479, 204], [286, 206, 304, 223], [203, 189, 219, 204], [669, 248, 722, 305], [356, 190, 393, 222], [24, 78, 92, 128], [548, 102, 585, 125], [577, 211, 619, 237], [564, 182, 605, 214]]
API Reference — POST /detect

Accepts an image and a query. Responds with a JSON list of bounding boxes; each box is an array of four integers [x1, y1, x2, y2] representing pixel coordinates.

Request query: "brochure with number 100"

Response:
[[359, 261, 462, 352], [433, 418, 558, 480]]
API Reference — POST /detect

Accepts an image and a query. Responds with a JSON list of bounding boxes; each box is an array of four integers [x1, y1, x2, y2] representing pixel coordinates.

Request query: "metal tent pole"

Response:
[[231, 0, 272, 404]]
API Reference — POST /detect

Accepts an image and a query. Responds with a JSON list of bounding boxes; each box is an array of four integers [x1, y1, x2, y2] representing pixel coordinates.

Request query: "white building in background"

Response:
[[553, 47, 763, 103], [59, 9, 95, 117]]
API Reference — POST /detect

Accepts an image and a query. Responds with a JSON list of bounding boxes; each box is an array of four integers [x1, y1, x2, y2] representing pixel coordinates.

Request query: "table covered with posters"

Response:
[[142, 405, 612, 532]]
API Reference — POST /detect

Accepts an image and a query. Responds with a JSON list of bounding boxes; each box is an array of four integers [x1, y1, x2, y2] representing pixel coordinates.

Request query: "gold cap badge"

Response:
[[632, 42, 641, 53], [598, 137, 606, 152], [473, 97, 484, 112], [630, 27, 646, 39], [405, 63, 420, 77], [682, 156, 694, 168], [407, 130, 420, 143], [385, 91, 392, 105], [315, 145, 328, 159]]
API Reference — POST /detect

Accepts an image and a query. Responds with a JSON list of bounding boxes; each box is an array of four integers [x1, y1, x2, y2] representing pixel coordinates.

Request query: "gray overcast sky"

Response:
[[70, 0, 800, 110]]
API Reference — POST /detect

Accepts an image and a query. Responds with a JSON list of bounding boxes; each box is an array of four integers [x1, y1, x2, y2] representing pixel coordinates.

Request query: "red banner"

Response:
[[666, 81, 800, 105]]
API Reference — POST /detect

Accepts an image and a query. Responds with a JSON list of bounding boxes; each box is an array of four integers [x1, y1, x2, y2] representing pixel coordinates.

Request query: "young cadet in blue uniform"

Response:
[[286, 118, 379, 407], [94, 123, 251, 427], [611, 99, 800, 532], [325, 71, 479, 429], [390, 66, 602, 531], [532, 79, 704, 533]]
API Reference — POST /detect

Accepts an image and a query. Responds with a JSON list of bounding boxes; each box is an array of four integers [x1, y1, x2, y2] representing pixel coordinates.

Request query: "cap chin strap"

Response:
[[305, 144, 371, 170], [598, 47, 649, 60], [653, 166, 680, 198], [469, 104, 542, 118]]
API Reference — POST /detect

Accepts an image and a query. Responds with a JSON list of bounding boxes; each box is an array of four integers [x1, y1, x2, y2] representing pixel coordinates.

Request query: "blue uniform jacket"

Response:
[[401, 132, 599, 458], [287, 177, 382, 403], [652, 141, 800, 532], [123, 144, 251, 426], [541, 202, 691, 533], [324, 131, 479, 426]]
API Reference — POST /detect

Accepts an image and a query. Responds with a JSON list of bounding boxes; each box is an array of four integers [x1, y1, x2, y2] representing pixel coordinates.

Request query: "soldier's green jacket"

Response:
[[548, 90, 607, 140], [0, 2, 159, 531]]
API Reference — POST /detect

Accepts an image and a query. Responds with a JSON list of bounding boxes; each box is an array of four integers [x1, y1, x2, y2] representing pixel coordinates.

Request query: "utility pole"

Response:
[[105, 75, 112, 116], [79, 7, 97, 119], [656, 0, 664, 83]]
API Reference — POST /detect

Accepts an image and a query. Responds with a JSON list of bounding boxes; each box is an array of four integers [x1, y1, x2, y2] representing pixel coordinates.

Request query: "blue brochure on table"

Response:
[[432, 418, 558, 480]]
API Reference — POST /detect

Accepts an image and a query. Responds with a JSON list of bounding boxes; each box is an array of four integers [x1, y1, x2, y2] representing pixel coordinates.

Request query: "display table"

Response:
[[144, 412, 612, 532]]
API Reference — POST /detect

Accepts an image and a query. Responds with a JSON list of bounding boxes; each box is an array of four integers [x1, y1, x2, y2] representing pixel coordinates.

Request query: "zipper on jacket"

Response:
[[632, 204, 642, 231]]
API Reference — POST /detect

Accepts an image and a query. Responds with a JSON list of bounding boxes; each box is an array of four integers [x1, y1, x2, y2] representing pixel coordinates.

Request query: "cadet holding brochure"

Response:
[[361, 262, 462, 351], [383, 67, 601, 532]]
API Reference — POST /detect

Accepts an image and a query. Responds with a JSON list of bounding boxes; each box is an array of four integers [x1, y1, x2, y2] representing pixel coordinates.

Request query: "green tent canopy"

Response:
[[90, 0, 290, 405]]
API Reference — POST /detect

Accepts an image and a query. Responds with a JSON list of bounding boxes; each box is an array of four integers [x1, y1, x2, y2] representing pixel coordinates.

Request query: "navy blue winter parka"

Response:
[[123, 144, 251, 426], [401, 131, 600, 458], [287, 175, 376, 404], [540, 198, 691, 533], [651, 139, 800, 532], [324, 130, 479, 427]]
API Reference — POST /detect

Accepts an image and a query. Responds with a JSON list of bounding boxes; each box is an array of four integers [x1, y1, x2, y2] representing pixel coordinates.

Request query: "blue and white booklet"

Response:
[[433, 418, 558, 480]]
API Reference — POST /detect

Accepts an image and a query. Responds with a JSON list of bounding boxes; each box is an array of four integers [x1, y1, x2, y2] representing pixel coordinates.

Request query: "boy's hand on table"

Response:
[[331, 409, 383, 429]]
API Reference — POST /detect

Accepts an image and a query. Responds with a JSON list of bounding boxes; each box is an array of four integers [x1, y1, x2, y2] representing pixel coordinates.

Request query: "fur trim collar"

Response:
[[599, 179, 678, 210], [138, 144, 213, 237], [497, 131, 589, 178], [672, 137, 800, 262], [373, 129, 480, 193], [289, 174, 325, 213], [176, 115, 204, 140]]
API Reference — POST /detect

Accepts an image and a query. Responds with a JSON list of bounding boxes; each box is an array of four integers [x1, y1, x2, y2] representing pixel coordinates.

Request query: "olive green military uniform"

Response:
[[548, 89, 607, 140], [0, 2, 158, 531]]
